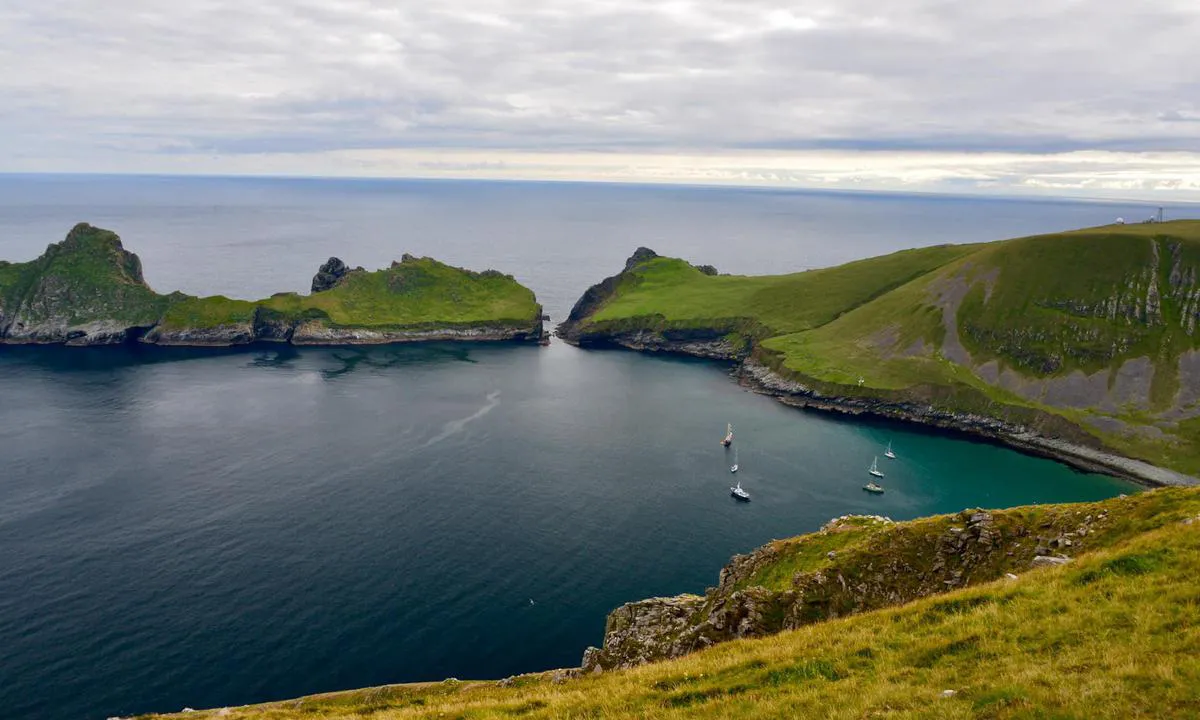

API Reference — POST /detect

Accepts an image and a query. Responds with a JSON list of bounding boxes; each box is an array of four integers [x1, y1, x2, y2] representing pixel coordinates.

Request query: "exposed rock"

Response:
[[142, 322, 256, 347], [290, 320, 542, 345], [696, 264, 719, 276], [557, 249, 658, 338], [735, 358, 1198, 488], [1031, 555, 1072, 567], [580, 502, 1136, 673], [623, 247, 658, 272], [0, 223, 164, 345], [311, 257, 349, 293]]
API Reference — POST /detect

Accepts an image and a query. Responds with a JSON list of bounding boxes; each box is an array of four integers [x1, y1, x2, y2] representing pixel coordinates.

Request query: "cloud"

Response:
[[1, 0, 1199, 196]]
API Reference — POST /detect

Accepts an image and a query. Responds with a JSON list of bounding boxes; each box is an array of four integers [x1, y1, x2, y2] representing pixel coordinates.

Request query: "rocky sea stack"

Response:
[[0, 224, 545, 348]]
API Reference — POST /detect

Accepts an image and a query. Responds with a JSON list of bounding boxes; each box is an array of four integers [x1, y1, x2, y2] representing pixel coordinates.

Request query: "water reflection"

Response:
[[0, 340, 501, 377]]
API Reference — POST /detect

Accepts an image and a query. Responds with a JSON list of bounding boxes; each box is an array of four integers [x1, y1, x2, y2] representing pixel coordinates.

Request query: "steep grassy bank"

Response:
[[141, 487, 1200, 719], [0, 224, 544, 347], [558, 222, 1200, 478]]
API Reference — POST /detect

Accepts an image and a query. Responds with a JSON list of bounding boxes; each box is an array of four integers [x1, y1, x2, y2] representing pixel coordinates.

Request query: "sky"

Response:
[[2, 0, 1200, 198]]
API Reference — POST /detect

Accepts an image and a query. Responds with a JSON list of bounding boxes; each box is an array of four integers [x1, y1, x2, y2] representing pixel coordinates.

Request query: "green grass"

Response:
[[2, 226, 541, 337], [570, 220, 1200, 474], [158, 296, 260, 330], [733, 516, 893, 592], [141, 488, 1200, 719], [155, 259, 540, 332], [586, 244, 980, 337], [262, 258, 539, 329], [0, 223, 171, 327]]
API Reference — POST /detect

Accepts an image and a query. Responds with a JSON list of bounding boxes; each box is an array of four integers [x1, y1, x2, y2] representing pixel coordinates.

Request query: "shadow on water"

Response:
[[0, 341, 494, 377], [314, 344, 478, 379]]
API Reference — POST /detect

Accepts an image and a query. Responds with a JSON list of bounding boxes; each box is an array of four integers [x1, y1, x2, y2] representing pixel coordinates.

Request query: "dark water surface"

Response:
[[0, 177, 1163, 720]]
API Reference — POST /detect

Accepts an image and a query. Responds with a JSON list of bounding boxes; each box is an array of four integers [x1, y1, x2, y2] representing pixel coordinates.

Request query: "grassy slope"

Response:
[[142, 488, 1200, 719], [577, 221, 1200, 473], [0, 224, 171, 327], [764, 221, 1200, 472], [266, 259, 539, 328], [156, 259, 540, 332], [587, 244, 980, 337]]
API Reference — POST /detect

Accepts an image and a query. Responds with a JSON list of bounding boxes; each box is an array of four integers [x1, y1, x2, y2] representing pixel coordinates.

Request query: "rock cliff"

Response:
[[581, 494, 1162, 673]]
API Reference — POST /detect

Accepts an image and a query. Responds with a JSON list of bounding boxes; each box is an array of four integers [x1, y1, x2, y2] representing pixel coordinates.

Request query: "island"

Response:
[[0, 224, 545, 347], [139, 486, 1200, 719], [557, 221, 1200, 485]]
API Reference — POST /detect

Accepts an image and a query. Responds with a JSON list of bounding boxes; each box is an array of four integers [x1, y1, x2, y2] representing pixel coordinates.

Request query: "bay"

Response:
[[0, 176, 1157, 720]]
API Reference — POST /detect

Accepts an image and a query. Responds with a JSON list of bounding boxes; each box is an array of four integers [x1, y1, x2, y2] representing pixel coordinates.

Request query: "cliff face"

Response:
[[557, 246, 658, 340], [556, 248, 746, 359], [0, 224, 171, 345], [0, 225, 544, 348], [581, 490, 1199, 673]]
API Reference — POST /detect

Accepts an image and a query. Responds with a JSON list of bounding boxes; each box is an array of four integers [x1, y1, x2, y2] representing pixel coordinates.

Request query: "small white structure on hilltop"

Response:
[[1116, 217, 1125, 224]]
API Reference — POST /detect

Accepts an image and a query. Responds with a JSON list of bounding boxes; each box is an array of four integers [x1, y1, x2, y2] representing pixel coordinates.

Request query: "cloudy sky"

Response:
[[2, 0, 1200, 197]]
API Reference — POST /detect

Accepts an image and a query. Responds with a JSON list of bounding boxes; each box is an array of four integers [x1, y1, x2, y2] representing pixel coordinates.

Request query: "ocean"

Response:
[[0, 175, 1168, 719]]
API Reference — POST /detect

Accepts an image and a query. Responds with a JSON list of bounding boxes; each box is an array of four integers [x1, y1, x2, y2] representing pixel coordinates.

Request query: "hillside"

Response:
[[0, 223, 177, 344], [558, 221, 1200, 479], [140, 487, 1200, 719], [0, 224, 544, 346]]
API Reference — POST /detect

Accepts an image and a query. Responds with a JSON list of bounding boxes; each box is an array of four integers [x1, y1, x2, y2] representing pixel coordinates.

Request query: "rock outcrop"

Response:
[[582, 501, 1129, 673], [0, 223, 169, 345], [557, 247, 658, 340], [556, 248, 748, 358], [311, 257, 350, 293]]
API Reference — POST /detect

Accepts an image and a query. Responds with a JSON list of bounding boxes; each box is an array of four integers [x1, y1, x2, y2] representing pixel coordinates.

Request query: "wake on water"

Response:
[[416, 390, 502, 450]]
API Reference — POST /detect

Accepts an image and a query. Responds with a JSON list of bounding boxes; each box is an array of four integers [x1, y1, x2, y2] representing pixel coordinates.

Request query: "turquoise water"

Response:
[[0, 177, 1152, 720]]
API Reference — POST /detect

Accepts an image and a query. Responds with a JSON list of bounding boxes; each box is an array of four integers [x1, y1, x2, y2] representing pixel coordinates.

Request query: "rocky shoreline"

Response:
[[558, 325, 1196, 487], [4, 314, 545, 349], [735, 358, 1197, 488], [140, 317, 544, 348]]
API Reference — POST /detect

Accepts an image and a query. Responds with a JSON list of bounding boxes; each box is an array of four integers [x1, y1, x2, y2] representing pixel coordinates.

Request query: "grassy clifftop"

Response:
[[152, 255, 541, 341], [141, 487, 1200, 719], [559, 221, 1200, 476], [0, 224, 175, 341], [1, 224, 543, 346]]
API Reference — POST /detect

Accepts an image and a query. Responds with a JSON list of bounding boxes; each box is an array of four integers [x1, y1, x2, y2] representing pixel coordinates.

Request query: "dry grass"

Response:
[[143, 489, 1200, 720]]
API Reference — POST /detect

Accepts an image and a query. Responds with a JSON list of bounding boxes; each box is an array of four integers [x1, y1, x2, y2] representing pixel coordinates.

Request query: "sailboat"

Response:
[[730, 480, 750, 501], [863, 480, 885, 494], [730, 448, 739, 474], [721, 423, 734, 447], [884, 441, 896, 460], [868, 456, 884, 478]]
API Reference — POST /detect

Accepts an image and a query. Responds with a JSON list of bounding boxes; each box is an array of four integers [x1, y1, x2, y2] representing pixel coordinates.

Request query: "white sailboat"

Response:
[[730, 448, 739, 474], [884, 441, 896, 460], [868, 456, 884, 478], [730, 480, 750, 501], [863, 480, 885, 494], [721, 423, 734, 447]]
